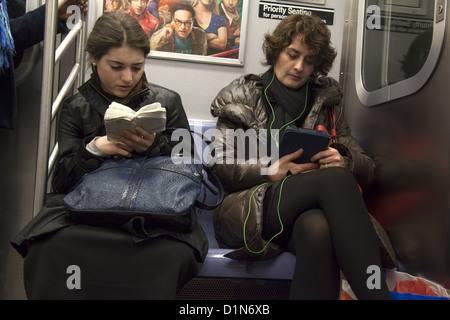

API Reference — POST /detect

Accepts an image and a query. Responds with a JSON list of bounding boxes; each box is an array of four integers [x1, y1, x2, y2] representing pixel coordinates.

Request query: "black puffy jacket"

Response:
[[209, 73, 397, 268]]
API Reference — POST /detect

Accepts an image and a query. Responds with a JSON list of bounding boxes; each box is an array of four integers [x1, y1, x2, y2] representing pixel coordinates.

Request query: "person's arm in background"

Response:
[[10, 0, 88, 52]]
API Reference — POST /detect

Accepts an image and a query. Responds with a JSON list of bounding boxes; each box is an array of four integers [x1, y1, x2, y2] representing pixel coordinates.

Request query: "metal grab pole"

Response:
[[32, 0, 59, 217]]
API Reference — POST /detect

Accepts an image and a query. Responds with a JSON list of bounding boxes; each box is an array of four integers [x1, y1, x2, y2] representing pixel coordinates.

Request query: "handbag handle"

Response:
[[195, 165, 224, 211], [189, 128, 224, 211], [167, 127, 224, 211]]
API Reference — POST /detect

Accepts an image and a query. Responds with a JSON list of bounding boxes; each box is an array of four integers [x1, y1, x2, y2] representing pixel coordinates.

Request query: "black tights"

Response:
[[262, 168, 392, 300]]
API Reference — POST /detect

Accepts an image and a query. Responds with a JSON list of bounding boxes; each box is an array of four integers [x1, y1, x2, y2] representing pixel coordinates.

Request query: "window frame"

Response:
[[355, 0, 447, 106]]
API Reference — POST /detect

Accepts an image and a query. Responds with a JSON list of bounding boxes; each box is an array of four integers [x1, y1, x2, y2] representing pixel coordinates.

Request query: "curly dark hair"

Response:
[[263, 14, 337, 77]]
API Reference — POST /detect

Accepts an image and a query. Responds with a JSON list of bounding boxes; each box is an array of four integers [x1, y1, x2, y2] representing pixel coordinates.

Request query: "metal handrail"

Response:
[[32, 0, 86, 217], [55, 18, 82, 63], [48, 143, 59, 176], [52, 62, 81, 120]]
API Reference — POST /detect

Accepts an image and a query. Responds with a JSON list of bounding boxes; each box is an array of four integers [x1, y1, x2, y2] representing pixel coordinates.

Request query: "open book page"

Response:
[[105, 102, 167, 142]]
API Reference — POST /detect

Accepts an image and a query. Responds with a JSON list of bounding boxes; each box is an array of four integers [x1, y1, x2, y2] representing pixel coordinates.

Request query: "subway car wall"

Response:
[[0, 0, 448, 300], [340, 0, 449, 286]]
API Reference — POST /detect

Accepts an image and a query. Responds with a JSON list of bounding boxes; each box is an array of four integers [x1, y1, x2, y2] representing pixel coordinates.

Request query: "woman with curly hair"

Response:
[[209, 14, 395, 300]]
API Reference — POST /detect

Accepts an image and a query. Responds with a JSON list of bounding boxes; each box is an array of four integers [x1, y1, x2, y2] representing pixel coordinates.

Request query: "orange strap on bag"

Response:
[[315, 106, 340, 144]]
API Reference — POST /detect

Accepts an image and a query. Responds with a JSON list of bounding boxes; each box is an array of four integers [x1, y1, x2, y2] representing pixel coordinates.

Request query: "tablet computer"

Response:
[[279, 127, 331, 164]]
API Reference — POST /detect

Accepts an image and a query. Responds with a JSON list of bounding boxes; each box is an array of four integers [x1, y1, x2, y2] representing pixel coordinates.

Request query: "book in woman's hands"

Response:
[[104, 102, 166, 142], [279, 127, 331, 164]]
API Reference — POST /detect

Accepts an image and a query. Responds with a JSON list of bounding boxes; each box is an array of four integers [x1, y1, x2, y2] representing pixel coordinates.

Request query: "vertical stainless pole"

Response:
[[32, 1, 58, 217]]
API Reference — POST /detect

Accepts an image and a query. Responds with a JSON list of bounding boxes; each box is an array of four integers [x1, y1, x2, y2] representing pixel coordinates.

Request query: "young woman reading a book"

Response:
[[209, 14, 396, 300], [12, 12, 207, 299]]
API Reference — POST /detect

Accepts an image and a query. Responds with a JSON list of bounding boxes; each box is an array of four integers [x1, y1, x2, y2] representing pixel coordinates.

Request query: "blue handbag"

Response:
[[63, 156, 223, 232]]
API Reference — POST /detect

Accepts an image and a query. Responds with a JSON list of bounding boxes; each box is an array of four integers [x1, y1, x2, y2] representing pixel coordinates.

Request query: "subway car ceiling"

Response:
[[0, 0, 448, 300]]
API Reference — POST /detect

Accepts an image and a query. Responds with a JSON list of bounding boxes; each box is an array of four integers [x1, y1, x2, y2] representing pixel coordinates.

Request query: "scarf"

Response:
[[262, 68, 313, 144], [0, 0, 15, 72], [88, 70, 150, 107]]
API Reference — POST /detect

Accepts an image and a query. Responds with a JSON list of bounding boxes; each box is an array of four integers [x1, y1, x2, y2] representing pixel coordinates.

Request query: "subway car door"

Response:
[[340, 0, 449, 287]]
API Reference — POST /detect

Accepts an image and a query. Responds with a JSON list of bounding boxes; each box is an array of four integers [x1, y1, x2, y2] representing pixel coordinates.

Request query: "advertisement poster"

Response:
[[103, 0, 249, 66]]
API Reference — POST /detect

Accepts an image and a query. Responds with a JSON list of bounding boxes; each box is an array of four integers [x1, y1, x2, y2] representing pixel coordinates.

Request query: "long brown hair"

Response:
[[263, 14, 337, 77], [86, 12, 150, 61]]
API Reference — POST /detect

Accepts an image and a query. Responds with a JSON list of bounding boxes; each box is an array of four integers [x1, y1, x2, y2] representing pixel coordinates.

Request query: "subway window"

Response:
[[356, 0, 446, 106]]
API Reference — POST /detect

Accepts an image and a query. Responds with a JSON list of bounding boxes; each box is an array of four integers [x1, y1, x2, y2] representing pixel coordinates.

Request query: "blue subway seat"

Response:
[[188, 120, 296, 281]]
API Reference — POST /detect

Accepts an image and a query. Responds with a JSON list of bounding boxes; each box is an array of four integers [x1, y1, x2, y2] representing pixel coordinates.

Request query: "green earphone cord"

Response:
[[243, 175, 291, 254], [264, 70, 310, 148], [243, 71, 310, 254]]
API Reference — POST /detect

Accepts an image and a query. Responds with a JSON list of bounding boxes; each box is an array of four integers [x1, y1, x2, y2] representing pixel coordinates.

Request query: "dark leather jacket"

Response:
[[210, 73, 397, 268], [54, 79, 191, 194], [12, 78, 209, 262]]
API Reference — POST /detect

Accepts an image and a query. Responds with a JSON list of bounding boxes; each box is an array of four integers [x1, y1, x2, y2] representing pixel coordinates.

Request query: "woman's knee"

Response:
[[290, 209, 332, 251], [313, 167, 360, 195]]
